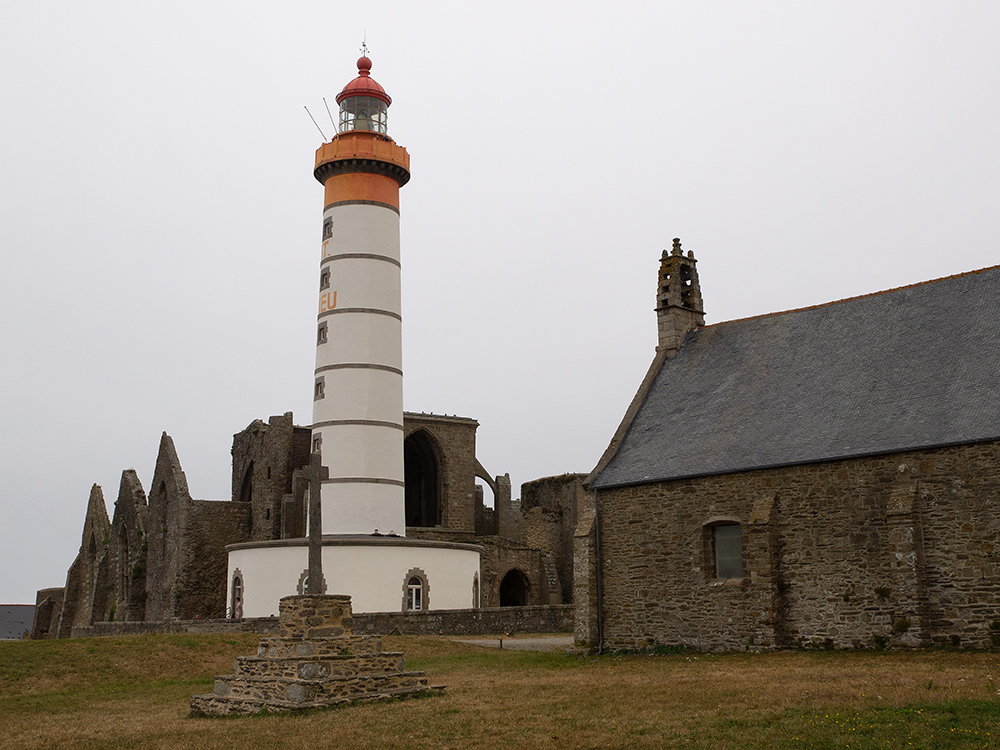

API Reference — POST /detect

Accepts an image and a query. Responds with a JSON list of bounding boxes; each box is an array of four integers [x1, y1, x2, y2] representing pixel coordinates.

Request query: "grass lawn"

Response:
[[1, 633, 999, 749]]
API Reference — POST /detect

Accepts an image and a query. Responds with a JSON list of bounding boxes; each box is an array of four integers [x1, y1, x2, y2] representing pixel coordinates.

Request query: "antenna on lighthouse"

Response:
[[304, 105, 328, 141], [323, 97, 337, 130]]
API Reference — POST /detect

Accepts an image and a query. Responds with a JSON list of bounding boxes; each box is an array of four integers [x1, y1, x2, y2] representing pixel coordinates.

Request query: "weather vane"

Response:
[[360, 33, 369, 57]]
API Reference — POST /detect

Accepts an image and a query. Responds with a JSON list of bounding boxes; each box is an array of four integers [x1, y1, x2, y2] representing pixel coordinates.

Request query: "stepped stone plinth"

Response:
[[190, 594, 442, 716]]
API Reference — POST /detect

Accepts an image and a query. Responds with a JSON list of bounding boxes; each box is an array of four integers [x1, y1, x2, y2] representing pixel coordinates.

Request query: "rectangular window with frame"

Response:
[[713, 524, 743, 579]]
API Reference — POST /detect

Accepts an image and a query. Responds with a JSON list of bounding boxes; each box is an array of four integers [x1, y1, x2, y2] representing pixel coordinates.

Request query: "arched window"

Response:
[[401, 568, 430, 611], [118, 524, 130, 601], [297, 569, 327, 595], [404, 431, 441, 527], [407, 578, 423, 610], [231, 571, 243, 619], [239, 462, 253, 503]]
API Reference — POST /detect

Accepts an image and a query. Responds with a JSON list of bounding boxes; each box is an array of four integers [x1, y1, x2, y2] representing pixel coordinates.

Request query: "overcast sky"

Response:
[[2, 2, 997, 605]]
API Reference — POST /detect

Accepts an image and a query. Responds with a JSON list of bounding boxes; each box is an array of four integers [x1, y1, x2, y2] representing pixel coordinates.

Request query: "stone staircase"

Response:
[[190, 594, 442, 716]]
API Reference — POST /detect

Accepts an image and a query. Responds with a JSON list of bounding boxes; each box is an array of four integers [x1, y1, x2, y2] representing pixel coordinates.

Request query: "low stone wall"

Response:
[[354, 605, 573, 636], [69, 605, 573, 639], [72, 617, 281, 638]]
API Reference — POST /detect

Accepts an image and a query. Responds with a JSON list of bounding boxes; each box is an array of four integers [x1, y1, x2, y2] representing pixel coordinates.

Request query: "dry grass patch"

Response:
[[2, 635, 999, 749]]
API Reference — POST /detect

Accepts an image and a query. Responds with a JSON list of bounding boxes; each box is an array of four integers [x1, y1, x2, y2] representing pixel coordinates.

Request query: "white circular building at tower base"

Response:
[[227, 537, 481, 618]]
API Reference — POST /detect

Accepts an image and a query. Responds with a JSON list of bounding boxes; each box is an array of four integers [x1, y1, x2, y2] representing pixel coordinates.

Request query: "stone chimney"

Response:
[[655, 238, 705, 354]]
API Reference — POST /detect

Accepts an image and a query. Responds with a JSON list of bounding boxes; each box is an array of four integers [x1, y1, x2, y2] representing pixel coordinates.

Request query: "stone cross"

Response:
[[307, 451, 328, 595]]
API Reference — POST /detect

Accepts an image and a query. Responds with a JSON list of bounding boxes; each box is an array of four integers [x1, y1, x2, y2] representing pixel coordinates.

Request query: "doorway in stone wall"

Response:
[[499, 569, 529, 607]]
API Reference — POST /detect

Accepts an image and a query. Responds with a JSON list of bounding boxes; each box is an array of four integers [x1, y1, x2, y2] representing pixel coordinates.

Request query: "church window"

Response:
[[713, 524, 743, 579]]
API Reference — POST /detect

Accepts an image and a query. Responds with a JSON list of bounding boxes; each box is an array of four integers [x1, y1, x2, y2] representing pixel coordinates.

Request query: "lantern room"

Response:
[[335, 56, 391, 135]]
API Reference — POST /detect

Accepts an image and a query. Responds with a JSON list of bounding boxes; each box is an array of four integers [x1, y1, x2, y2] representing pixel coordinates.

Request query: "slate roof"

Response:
[[592, 265, 1000, 489], [0, 605, 35, 640]]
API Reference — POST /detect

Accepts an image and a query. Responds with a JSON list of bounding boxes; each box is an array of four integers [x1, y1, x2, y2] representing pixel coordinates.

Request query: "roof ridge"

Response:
[[702, 263, 1000, 330]]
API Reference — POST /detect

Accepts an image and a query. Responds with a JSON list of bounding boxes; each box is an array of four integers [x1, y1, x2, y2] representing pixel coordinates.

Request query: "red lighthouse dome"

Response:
[[336, 56, 392, 106]]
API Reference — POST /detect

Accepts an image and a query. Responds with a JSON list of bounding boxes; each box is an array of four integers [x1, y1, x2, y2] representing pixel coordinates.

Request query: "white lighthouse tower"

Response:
[[227, 54, 481, 617], [311, 54, 409, 536]]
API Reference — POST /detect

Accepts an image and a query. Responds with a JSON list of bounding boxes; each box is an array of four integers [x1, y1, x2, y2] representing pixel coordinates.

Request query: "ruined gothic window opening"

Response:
[[712, 523, 743, 579], [401, 568, 429, 612], [118, 523, 130, 601], [403, 430, 441, 528], [239, 462, 254, 503]]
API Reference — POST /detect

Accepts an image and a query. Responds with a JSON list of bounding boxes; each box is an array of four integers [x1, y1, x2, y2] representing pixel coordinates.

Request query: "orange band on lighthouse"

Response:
[[323, 172, 401, 209]]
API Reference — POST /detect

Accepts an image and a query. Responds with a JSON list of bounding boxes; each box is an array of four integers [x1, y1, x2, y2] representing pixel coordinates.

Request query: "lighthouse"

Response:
[[226, 54, 480, 616], [312, 55, 410, 536]]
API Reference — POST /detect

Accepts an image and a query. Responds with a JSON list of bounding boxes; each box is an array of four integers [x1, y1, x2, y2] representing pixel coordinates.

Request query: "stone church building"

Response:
[[576, 242, 1000, 652], [33, 412, 584, 637]]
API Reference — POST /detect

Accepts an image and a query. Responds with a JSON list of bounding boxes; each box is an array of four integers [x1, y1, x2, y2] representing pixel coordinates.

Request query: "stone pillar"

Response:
[[573, 491, 599, 649], [496, 474, 519, 541], [886, 482, 930, 646], [307, 453, 328, 596]]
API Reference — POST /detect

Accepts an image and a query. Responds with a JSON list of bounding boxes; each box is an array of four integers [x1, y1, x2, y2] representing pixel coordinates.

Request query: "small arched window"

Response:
[[231, 570, 244, 619], [407, 577, 423, 611], [402, 568, 429, 612]]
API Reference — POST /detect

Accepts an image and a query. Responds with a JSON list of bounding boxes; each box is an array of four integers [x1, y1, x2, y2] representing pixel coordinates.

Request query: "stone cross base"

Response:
[[190, 594, 443, 716]]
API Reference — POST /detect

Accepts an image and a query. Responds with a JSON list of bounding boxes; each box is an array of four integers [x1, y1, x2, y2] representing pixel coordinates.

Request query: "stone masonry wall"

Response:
[[521, 474, 587, 604], [231, 413, 312, 542], [175, 499, 251, 619], [594, 441, 1000, 652]]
